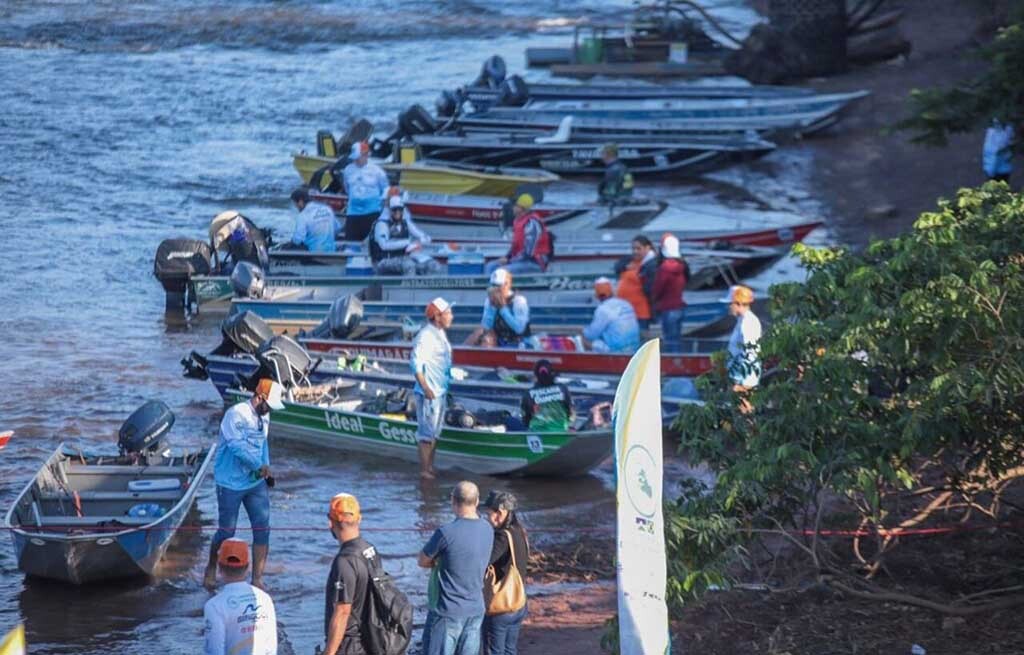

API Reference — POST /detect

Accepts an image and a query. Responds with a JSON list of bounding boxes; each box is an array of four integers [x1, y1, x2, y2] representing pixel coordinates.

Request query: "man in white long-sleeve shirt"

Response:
[[204, 538, 278, 655], [371, 195, 441, 275]]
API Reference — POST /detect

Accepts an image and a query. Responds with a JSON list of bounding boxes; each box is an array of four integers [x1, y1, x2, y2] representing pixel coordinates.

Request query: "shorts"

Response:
[[415, 392, 446, 443]]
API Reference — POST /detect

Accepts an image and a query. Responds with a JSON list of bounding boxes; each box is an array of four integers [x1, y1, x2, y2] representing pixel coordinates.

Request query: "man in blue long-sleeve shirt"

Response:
[[203, 378, 284, 591], [464, 268, 531, 348]]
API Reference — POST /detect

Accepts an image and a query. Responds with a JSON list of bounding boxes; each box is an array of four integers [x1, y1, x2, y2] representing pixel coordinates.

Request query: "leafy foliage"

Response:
[[897, 8, 1024, 146], [668, 183, 1024, 608]]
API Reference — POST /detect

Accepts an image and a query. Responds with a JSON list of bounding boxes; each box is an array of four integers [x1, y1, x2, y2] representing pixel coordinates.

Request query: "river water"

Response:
[[0, 1, 825, 653]]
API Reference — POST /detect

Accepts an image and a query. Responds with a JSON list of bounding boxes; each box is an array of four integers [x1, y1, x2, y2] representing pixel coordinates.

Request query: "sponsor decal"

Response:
[[323, 410, 418, 445], [623, 445, 658, 520]]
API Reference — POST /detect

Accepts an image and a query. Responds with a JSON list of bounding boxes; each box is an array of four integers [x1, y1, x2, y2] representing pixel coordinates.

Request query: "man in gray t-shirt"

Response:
[[418, 481, 494, 655]]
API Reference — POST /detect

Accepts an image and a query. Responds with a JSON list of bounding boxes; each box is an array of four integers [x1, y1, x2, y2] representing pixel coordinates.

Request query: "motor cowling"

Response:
[[154, 238, 213, 296], [118, 400, 175, 455], [221, 311, 274, 355], [497, 75, 529, 106], [397, 104, 438, 139], [435, 90, 462, 118], [472, 55, 507, 89], [231, 262, 265, 299], [255, 335, 314, 388], [309, 295, 364, 339]]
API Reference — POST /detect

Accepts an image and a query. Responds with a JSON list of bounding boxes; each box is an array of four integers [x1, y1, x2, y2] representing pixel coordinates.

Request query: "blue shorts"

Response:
[[415, 392, 446, 443], [213, 482, 270, 547]]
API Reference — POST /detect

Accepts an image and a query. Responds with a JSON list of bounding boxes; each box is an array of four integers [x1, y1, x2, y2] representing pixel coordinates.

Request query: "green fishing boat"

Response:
[[224, 381, 613, 477]]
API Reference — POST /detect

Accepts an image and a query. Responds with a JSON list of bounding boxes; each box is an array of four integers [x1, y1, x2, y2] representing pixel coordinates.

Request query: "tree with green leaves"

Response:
[[898, 5, 1024, 146], [668, 182, 1024, 615]]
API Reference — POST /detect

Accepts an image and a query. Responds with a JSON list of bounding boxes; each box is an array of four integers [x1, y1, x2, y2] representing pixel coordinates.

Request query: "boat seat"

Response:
[[534, 115, 574, 144], [38, 490, 182, 502], [35, 515, 157, 527]]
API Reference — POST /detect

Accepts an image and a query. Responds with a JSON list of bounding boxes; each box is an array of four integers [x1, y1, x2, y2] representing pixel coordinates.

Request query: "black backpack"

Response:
[[358, 558, 414, 655]]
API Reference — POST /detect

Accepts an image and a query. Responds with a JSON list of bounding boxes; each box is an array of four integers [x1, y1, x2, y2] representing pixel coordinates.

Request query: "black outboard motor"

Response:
[[255, 335, 317, 389], [435, 89, 463, 119], [472, 55, 507, 89], [397, 104, 438, 139], [154, 238, 213, 311], [231, 262, 265, 299], [182, 311, 274, 380], [118, 400, 175, 456], [308, 295, 364, 339], [497, 75, 529, 107]]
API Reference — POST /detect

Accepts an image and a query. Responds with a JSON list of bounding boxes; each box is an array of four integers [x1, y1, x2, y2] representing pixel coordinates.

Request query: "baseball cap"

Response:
[[425, 297, 454, 319], [720, 285, 755, 305], [328, 493, 361, 522], [388, 195, 405, 210], [350, 141, 370, 159], [514, 193, 534, 209], [489, 267, 511, 287], [594, 276, 614, 297], [218, 538, 250, 568], [255, 378, 285, 410]]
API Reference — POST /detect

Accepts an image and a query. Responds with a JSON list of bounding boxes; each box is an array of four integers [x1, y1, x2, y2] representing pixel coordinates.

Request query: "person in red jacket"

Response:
[[485, 194, 552, 275], [652, 235, 688, 352]]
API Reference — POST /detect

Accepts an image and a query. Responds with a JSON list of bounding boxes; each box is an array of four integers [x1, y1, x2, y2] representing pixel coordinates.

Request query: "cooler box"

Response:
[[448, 253, 485, 275], [345, 256, 374, 276]]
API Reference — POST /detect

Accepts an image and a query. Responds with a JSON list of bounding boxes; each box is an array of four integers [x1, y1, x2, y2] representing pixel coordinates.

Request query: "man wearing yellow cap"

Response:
[[323, 493, 380, 655], [722, 285, 762, 391], [485, 193, 552, 275], [204, 378, 284, 591]]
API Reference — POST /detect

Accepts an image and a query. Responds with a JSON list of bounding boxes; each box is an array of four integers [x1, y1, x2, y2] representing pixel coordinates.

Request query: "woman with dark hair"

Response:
[[481, 490, 530, 655], [520, 359, 574, 432], [614, 235, 657, 328]]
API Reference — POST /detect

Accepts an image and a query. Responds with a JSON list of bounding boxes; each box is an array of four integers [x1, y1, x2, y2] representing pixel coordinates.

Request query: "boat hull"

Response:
[[232, 297, 728, 336], [224, 389, 613, 477], [292, 154, 558, 197], [301, 338, 714, 377], [412, 136, 774, 177], [6, 447, 215, 584]]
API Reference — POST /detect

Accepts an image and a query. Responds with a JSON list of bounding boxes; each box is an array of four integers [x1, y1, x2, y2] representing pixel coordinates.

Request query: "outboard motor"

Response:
[[230, 262, 265, 299], [397, 104, 438, 139], [308, 295, 364, 339], [118, 400, 175, 456], [472, 55, 507, 89], [255, 335, 317, 389], [435, 89, 463, 118], [181, 311, 274, 380], [497, 75, 529, 107], [154, 238, 213, 311]]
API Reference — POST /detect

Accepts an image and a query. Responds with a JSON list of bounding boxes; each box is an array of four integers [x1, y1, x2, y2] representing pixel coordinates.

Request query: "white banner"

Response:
[[613, 339, 670, 654]]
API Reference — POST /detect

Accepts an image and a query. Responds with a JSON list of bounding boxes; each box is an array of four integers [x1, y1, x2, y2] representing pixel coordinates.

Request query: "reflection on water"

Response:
[[0, 0, 818, 652]]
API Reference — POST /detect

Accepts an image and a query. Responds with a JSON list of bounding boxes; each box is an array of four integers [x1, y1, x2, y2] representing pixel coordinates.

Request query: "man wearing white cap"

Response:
[[204, 378, 285, 591], [464, 267, 531, 348], [582, 277, 640, 354], [342, 141, 389, 242], [371, 194, 441, 276], [411, 298, 455, 479], [652, 234, 688, 353]]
